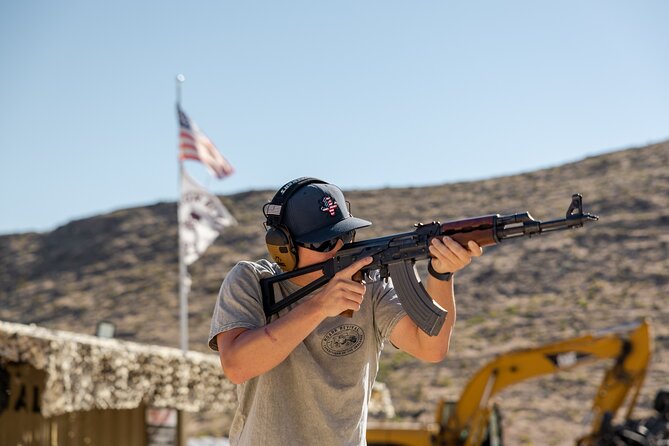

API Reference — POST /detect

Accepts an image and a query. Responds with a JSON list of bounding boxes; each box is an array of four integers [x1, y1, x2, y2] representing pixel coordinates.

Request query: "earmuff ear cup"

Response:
[[265, 225, 298, 271], [264, 178, 325, 272]]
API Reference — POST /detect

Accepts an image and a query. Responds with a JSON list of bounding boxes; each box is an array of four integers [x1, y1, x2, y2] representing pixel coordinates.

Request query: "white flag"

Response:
[[179, 170, 237, 265]]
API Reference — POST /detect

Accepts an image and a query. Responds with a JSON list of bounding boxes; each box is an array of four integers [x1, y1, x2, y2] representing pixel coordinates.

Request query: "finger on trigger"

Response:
[[340, 256, 373, 276]]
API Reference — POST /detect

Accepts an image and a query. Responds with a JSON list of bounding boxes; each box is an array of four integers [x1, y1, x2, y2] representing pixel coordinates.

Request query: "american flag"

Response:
[[177, 106, 234, 179], [320, 196, 339, 216]]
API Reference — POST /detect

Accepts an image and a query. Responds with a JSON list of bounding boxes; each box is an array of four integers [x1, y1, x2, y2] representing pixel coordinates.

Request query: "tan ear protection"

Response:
[[263, 177, 326, 271]]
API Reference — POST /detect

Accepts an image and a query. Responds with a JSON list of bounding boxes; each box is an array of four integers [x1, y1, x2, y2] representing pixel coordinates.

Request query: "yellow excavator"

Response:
[[367, 319, 667, 445]]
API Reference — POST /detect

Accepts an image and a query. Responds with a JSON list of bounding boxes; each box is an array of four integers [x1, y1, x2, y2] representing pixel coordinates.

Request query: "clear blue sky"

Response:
[[1, 1, 667, 235]]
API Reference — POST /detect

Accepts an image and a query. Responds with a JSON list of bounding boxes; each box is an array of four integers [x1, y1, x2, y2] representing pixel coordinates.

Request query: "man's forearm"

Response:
[[219, 298, 325, 383]]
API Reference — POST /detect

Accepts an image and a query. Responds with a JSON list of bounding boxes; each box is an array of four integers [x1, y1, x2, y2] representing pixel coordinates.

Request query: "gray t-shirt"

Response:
[[208, 259, 406, 446]]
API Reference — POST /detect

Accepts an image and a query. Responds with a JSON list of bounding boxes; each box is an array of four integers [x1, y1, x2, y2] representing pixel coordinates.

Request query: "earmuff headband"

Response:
[[264, 177, 327, 228]]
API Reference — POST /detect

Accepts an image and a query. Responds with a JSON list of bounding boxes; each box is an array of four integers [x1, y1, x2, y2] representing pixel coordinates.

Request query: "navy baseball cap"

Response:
[[283, 182, 371, 244]]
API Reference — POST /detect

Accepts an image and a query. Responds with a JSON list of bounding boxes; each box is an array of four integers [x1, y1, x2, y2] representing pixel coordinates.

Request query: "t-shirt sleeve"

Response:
[[372, 275, 406, 347], [208, 261, 269, 351]]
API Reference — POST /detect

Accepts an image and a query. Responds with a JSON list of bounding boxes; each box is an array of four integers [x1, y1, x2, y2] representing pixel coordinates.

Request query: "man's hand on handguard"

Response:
[[429, 236, 483, 274], [310, 256, 373, 318]]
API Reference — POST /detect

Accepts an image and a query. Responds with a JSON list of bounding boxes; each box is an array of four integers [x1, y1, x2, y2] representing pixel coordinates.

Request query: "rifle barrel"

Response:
[[497, 214, 598, 240]]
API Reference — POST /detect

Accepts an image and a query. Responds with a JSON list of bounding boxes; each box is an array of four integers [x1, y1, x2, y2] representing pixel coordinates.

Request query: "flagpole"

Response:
[[176, 74, 189, 353], [175, 71, 189, 442]]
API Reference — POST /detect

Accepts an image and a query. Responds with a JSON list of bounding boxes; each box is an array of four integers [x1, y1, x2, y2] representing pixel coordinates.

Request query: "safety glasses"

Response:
[[298, 230, 356, 252]]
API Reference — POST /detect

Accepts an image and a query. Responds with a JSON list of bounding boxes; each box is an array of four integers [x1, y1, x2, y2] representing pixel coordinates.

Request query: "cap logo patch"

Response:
[[320, 196, 339, 216]]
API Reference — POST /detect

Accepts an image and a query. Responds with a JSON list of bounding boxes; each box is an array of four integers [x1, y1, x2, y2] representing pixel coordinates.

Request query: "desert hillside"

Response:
[[1, 141, 668, 444]]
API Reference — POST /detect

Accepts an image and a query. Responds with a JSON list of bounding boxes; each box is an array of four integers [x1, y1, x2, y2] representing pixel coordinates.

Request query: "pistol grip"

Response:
[[339, 270, 364, 318]]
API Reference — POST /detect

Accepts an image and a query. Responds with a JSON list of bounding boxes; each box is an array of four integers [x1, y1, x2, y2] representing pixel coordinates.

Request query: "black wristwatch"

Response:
[[428, 261, 453, 281]]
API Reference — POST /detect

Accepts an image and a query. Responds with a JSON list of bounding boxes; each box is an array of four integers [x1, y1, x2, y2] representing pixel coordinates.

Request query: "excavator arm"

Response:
[[438, 320, 651, 446]]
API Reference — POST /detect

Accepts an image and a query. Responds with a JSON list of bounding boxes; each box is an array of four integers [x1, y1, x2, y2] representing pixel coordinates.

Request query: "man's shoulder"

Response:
[[228, 258, 281, 281]]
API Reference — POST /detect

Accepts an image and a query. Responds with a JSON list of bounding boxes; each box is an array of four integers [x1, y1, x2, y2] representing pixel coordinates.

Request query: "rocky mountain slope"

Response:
[[1, 141, 668, 444]]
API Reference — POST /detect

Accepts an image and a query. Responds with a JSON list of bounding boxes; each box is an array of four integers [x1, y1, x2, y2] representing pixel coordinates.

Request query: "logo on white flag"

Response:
[[179, 171, 236, 265]]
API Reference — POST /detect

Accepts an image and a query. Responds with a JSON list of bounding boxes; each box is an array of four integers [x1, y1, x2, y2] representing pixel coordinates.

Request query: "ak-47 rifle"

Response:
[[261, 194, 599, 336]]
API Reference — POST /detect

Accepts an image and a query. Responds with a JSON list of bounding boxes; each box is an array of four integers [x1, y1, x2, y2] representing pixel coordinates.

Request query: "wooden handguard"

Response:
[[439, 215, 499, 248]]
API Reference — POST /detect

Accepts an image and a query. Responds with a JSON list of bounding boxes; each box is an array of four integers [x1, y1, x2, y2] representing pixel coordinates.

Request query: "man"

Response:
[[208, 178, 482, 445]]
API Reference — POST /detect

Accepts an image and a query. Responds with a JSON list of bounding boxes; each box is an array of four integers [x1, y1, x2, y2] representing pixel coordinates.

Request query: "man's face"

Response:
[[296, 239, 345, 268], [296, 230, 356, 253]]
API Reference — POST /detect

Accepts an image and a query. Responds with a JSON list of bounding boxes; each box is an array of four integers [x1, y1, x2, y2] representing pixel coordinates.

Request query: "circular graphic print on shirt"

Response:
[[322, 324, 365, 356]]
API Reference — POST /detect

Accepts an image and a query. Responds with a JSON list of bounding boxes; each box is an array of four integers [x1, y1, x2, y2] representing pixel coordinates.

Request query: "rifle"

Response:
[[260, 194, 599, 336]]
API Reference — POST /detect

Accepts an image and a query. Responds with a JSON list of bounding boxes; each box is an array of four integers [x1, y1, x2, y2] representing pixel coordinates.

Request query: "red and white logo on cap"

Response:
[[320, 196, 339, 216]]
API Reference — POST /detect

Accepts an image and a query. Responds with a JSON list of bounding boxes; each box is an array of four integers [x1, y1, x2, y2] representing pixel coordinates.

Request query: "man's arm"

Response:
[[217, 256, 373, 384], [389, 237, 482, 362], [217, 297, 324, 384]]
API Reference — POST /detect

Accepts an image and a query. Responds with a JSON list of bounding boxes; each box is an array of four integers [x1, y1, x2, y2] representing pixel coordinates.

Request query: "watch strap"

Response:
[[428, 261, 453, 281]]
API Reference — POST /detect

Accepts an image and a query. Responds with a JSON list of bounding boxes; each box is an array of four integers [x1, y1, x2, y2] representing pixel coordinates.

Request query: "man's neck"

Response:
[[288, 270, 323, 287]]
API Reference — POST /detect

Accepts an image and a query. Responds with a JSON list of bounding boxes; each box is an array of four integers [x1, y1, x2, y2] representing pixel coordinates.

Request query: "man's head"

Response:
[[264, 177, 371, 271]]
